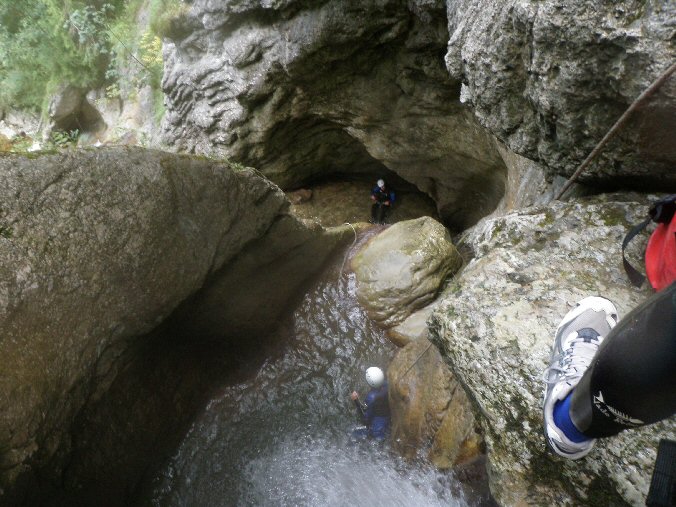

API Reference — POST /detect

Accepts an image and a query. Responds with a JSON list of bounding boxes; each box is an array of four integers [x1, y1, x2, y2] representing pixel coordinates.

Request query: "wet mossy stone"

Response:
[[352, 217, 462, 327], [430, 196, 674, 505]]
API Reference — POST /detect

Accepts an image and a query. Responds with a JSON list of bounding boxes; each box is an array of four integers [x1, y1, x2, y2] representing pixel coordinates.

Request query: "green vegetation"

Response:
[[598, 206, 627, 227], [0, 0, 184, 117], [0, 1, 115, 111], [50, 128, 80, 148], [0, 127, 80, 153]]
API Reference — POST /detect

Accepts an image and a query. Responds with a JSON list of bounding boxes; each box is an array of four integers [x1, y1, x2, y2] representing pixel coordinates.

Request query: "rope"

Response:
[[105, 26, 153, 73], [337, 218, 432, 383], [339, 222, 358, 277], [554, 60, 676, 201], [397, 340, 433, 382]]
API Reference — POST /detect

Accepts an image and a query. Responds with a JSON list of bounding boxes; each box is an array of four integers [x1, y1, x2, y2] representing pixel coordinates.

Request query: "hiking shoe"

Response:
[[543, 296, 619, 459]]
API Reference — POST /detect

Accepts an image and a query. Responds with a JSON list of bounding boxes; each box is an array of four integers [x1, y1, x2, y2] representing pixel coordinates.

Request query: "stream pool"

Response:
[[148, 231, 469, 507]]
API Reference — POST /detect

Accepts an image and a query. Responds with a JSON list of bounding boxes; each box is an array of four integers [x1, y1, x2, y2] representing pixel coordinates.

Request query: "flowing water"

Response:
[[149, 231, 468, 507]]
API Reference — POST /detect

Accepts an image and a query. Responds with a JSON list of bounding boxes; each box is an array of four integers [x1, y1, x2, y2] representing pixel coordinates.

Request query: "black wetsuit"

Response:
[[371, 185, 394, 224], [354, 384, 390, 439], [570, 282, 676, 437]]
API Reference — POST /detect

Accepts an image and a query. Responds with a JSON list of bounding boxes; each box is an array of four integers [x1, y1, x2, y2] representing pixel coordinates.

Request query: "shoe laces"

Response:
[[544, 335, 601, 384]]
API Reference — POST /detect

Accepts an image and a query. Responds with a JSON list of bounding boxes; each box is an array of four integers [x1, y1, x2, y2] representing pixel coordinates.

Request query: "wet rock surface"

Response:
[[429, 195, 676, 506], [351, 217, 462, 327], [0, 147, 350, 504], [161, 0, 508, 230], [174, 215, 352, 338], [446, 1, 676, 186], [388, 337, 482, 469]]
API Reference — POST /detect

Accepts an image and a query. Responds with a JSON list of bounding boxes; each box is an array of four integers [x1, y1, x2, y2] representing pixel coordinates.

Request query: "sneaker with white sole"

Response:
[[543, 296, 619, 459]]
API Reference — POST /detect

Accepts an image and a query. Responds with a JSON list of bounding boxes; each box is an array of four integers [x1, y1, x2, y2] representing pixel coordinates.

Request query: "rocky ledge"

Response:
[[430, 195, 675, 506]]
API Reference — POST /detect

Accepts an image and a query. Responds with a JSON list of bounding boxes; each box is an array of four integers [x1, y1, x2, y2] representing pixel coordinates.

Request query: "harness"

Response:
[[373, 187, 390, 203]]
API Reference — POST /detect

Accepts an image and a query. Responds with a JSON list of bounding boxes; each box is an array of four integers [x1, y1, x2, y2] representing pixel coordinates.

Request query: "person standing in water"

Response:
[[351, 366, 391, 440], [370, 179, 395, 224]]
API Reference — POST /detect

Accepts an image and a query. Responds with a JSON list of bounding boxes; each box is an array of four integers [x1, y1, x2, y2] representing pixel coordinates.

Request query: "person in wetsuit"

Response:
[[543, 283, 676, 459], [351, 366, 390, 440], [370, 179, 395, 225], [544, 195, 676, 463]]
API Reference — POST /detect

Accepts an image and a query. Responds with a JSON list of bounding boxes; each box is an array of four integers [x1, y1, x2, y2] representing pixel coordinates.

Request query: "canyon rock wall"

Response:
[[0, 147, 349, 503], [351, 217, 462, 327], [161, 0, 508, 230], [389, 336, 483, 469], [446, 0, 676, 186], [161, 0, 675, 229]]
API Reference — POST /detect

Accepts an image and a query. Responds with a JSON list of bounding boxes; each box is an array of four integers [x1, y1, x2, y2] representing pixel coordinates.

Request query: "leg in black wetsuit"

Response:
[[371, 203, 387, 224], [570, 282, 676, 437], [371, 203, 378, 223]]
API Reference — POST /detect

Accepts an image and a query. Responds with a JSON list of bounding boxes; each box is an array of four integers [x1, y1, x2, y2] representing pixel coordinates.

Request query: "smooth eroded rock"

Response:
[[0, 147, 349, 503], [351, 217, 462, 327], [388, 337, 482, 468]]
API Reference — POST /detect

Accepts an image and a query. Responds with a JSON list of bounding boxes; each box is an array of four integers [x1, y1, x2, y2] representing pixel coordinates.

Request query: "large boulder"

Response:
[[429, 195, 675, 506], [0, 147, 349, 502], [351, 217, 462, 327], [389, 337, 482, 468], [446, 0, 676, 186]]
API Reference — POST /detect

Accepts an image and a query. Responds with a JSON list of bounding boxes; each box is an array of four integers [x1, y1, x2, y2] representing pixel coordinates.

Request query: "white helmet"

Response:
[[365, 367, 385, 388], [377, 179, 385, 188]]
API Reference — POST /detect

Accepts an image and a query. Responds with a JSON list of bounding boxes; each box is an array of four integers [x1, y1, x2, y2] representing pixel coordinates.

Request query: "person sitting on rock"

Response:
[[542, 283, 676, 460], [351, 366, 391, 440], [370, 179, 395, 224]]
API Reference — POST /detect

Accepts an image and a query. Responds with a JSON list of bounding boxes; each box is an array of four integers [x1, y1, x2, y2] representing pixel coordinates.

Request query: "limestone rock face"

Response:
[[351, 217, 462, 327], [429, 195, 675, 506], [161, 0, 508, 230], [387, 306, 435, 347], [162, 0, 674, 229], [445, 1, 676, 186], [493, 142, 551, 214], [0, 147, 347, 500], [389, 337, 482, 469]]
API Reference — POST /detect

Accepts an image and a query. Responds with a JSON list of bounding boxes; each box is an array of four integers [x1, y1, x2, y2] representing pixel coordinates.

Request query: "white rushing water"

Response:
[[149, 236, 469, 507]]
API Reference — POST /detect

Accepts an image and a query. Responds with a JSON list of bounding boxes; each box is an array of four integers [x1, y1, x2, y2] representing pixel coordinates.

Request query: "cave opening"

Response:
[[51, 98, 106, 138], [244, 116, 506, 233]]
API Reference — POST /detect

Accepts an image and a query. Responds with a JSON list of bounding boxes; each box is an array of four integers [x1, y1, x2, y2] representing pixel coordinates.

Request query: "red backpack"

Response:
[[622, 195, 676, 291]]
